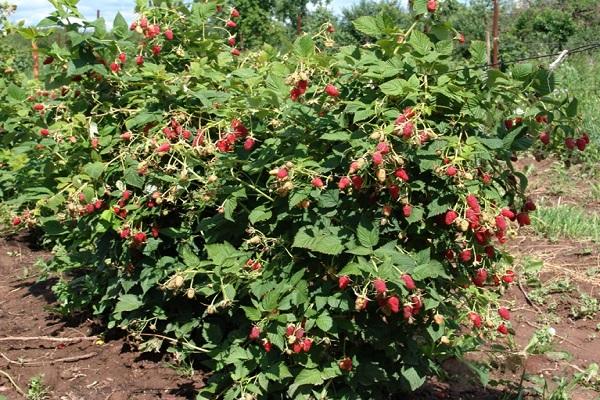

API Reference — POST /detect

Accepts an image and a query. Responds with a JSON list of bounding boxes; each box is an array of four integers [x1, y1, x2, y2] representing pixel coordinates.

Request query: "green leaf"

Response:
[[401, 366, 426, 391], [7, 84, 26, 101], [469, 41, 488, 65], [565, 98, 578, 118], [123, 167, 144, 189], [412, 260, 450, 280], [249, 206, 272, 224], [294, 35, 315, 59], [82, 162, 105, 180], [241, 306, 262, 321], [408, 30, 432, 55], [379, 79, 406, 96], [289, 369, 324, 396], [206, 242, 238, 265], [292, 227, 344, 256], [352, 16, 383, 37], [357, 219, 379, 248], [321, 131, 350, 141], [113, 294, 143, 314], [316, 313, 333, 331]]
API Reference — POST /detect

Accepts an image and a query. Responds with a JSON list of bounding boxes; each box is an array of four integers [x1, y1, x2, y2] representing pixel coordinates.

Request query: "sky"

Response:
[[10, 0, 404, 26]]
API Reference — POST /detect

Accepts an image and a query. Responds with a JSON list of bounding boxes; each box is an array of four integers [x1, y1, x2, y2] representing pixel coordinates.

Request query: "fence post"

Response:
[[491, 0, 500, 68]]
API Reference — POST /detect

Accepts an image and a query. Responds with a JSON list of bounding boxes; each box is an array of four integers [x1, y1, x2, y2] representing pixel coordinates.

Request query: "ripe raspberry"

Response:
[[118, 53, 126, 63], [243, 137, 255, 151], [296, 80, 308, 94], [302, 338, 313, 352], [501, 208, 516, 220], [576, 137, 587, 151], [403, 107, 415, 118], [164, 29, 174, 40], [401, 274, 416, 291], [395, 114, 407, 125], [472, 268, 488, 287], [231, 48, 241, 56], [582, 133, 590, 144], [228, 36, 236, 46], [457, 33, 465, 44], [262, 339, 272, 352], [325, 84, 340, 97], [372, 151, 384, 165], [133, 231, 147, 245], [249, 326, 261, 340], [339, 357, 352, 371], [564, 137, 576, 150], [151, 226, 160, 238], [402, 204, 412, 217], [504, 119, 513, 130], [388, 185, 400, 200], [446, 166, 457, 176], [40, 128, 49, 137], [338, 176, 351, 190], [481, 173, 492, 185], [387, 296, 400, 313], [466, 194, 480, 213], [427, 0, 437, 12], [411, 296, 422, 315], [444, 210, 458, 225], [495, 215, 507, 232], [230, 7, 240, 18], [403, 305, 413, 320], [373, 278, 387, 294], [468, 312, 482, 328], [156, 142, 171, 154], [402, 122, 414, 139], [485, 245, 495, 258], [226, 20, 237, 28], [459, 249, 472, 262], [524, 199, 536, 212], [497, 323, 509, 335], [119, 228, 130, 239], [311, 177, 324, 189], [516, 212, 530, 226], [376, 142, 390, 154], [445, 249, 455, 261], [535, 114, 548, 124], [502, 270, 515, 284], [539, 131, 550, 145], [120, 132, 132, 141], [11, 216, 21, 226], [498, 307, 511, 321], [351, 175, 363, 190], [338, 275, 351, 290], [85, 204, 96, 215], [136, 55, 144, 66], [276, 168, 288, 180], [110, 62, 121, 73], [394, 168, 409, 182]]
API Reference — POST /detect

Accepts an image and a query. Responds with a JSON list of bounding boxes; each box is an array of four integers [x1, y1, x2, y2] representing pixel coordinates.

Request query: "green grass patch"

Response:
[[532, 204, 600, 242]]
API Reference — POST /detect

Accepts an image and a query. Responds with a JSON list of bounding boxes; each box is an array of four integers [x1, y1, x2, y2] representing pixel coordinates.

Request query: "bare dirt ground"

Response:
[[0, 158, 598, 400]]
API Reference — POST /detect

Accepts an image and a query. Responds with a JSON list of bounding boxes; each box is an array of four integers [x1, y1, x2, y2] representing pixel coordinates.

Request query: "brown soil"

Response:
[[0, 237, 203, 399], [0, 157, 598, 399]]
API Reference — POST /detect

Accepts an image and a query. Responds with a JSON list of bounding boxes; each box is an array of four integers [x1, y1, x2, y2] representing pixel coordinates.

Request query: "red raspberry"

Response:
[[372, 151, 384, 165], [472, 268, 488, 287], [576, 137, 587, 151], [497, 323, 509, 335], [495, 215, 507, 232], [110, 62, 121, 73], [338, 275, 351, 290], [40, 128, 49, 137], [446, 166, 457, 176], [388, 185, 400, 200], [133, 232, 147, 245], [539, 131, 550, 145], [351, 175, 363, 190], [164, 29, 174, 40], [501, 208, 516, 220], [249, 326, 261, 340], [498, 307, 511, 320], [262, 339, 272, 352], [401, 274, 416, 291], [394, 168, 409, 182], [373, 278, 387, 294], [152, 45, 162, 56], [387, 296, 400, 313], [11, 216, 22, 226], [243, 137, 255, 151], [402, 204, 412, 217], [33, 103, 45, 111], [468, 312, 482, 328], [502, 270, 515, 284], [119, 228, 130, 239], [311, 177, 324, 189], [444, 210, 458, 225], [402, 122, 414, 139], [156, 142, 171, 154], [302, 338, 313, 352], [338, 176, 351, 190], [325, 84, 340, 97], [226, 20, 237, 28], [466, 194, 481, 213], [427, 0, 437, 12], [231, 48, 240, 57], [276, 168, 288, 180], [228, 36, 236, 46], [339, 357, 352, 371], [516, 212, 530, 226], [564, 137, 576, 150], [230, 8, 240, 18], [459, 249, 472, 262], [118, 53, 126, 63]]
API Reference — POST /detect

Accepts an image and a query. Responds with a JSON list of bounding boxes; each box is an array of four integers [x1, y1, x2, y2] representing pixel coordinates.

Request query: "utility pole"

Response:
[[491, 0, 500, 68]]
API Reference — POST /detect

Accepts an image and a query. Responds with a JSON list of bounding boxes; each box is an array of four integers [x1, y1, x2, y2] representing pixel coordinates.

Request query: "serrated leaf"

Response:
[[401, 367, 426, 391], [292, 228, 344, 255], [316, 313, 333, 331], [114, 294, 143, 314], [352, 16, 383, 37], [357, 219, 379, 248], [241, 306, 262, 321], [249, 206, 272, 224], [82, 162, 105, 180], [294, 35, 315, 59]]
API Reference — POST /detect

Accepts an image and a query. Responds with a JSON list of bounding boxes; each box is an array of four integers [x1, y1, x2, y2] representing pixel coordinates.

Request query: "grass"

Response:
[[532, 204, 600, 242], [26, 376, 49, 400]]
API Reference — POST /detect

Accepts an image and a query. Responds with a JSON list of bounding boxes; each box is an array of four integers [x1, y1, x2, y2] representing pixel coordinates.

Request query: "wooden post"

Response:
[[485, 30, 491, 65], [296, 13, 302, 35], [97, 10, 100, 19], [491, 0, 500, 68], [32, 41, 39, 80]]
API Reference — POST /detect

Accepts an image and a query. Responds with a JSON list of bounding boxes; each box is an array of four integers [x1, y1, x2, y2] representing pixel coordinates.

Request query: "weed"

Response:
[[26, 375, 49, 400]]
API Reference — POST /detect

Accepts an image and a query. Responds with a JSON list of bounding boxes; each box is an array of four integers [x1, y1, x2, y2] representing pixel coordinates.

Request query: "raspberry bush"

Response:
[[0, 0, 589, 398]]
